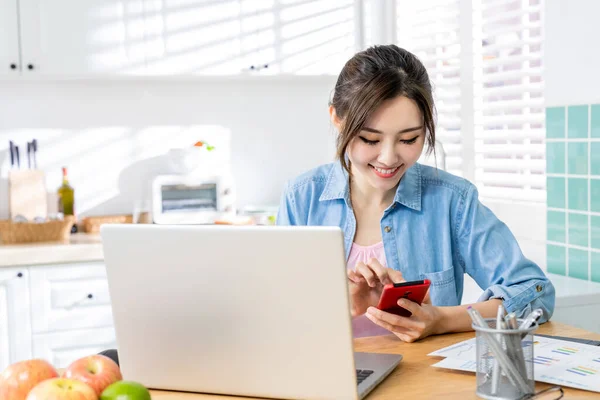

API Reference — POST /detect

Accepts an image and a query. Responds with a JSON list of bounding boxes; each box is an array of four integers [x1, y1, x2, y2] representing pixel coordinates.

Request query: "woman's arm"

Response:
[[435, 299, 503, 334], [366, 183, 554, 342], [455, 184, 555, 323], [365, 298, 505, 341]]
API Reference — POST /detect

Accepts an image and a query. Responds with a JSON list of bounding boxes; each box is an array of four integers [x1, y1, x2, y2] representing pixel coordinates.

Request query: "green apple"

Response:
[[100, 381, 150, 400]]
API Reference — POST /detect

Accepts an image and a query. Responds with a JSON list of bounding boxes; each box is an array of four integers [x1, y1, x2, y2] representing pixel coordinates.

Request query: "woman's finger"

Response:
[[366, 306, 423, 331], [387, 268, 404, 284], [366, 258, 392, 284], [347, 269, 363, 283], [396, 298, 425, 318], [355, 262, 377, 287], [365, 310, 412, 335]]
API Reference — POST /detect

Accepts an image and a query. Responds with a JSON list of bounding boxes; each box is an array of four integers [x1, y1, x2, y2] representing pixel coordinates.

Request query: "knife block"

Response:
[[8, 170, 48, 220]]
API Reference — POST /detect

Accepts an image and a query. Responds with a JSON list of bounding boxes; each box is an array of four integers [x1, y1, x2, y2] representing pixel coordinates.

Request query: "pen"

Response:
[[506, 312, 528, 379], [467, 307, 531, 394], [519, 308, 544, 330], [491, 304, 504, 395]]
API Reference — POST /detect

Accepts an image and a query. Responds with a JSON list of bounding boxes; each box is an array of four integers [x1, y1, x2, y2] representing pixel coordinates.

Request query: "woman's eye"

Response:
[[400, 136, 419, 145], [359, 137, 379, 145]]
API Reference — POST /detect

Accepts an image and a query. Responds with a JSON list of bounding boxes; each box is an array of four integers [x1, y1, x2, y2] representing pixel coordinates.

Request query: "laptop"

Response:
[[101, 224, 402, 400]]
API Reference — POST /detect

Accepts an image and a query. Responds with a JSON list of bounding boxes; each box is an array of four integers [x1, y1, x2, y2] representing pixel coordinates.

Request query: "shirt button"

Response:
[[536, 285, 543, 292], [384, 226, 392, 233], [391, 204, 396, 209]]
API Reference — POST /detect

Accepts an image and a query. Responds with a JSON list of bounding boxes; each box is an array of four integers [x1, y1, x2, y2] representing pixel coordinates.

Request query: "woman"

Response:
[[276, 44, 555, 341]]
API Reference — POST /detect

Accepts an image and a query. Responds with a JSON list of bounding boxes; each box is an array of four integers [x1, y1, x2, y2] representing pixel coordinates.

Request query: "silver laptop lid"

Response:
[[101, 225, 359, 400]]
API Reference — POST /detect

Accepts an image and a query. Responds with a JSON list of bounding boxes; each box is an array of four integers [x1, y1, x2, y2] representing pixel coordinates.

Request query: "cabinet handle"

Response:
[[65, 293, 94, 310], [17, 272, 23, 278], [10, 63, 17, 70], [27, 64, 34, 70]]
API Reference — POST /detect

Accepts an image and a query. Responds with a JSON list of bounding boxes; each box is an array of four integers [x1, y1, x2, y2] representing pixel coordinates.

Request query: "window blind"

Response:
[[474, 0, 545, 202], [396, 0, 463, 177]]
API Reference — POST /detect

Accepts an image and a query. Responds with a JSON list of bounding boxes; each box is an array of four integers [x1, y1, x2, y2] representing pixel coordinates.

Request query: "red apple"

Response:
[[0, 359, 59, 400], [63, 355, 122, 396], [26, 378, 97, 400]]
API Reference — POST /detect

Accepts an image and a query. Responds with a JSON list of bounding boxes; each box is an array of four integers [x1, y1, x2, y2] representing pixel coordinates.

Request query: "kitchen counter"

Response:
[[0, 233, 103, 267]]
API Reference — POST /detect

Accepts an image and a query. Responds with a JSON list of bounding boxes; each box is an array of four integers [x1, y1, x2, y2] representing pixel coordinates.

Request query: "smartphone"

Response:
[[376, 279, 431, 317]]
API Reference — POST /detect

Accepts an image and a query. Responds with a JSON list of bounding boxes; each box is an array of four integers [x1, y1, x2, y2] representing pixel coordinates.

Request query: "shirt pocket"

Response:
[[420, 267, 459, 306]]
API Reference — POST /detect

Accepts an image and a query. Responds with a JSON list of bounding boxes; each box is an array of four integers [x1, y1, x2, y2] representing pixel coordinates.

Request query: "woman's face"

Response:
[[344, 95, 426, 193]]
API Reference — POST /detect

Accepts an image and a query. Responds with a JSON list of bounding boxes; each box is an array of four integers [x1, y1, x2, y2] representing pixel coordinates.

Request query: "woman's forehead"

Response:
[[364, 96, 422, 131]]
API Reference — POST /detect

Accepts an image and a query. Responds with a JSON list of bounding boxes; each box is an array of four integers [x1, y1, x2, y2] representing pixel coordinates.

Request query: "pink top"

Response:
[[347, 242, 391, 338]]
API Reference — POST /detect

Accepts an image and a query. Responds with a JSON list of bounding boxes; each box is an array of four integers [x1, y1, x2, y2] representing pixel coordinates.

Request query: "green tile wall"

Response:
[[546, 104, 600, 282]]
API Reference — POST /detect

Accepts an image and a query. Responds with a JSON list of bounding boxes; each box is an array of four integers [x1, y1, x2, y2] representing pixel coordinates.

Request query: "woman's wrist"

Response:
[[432, 305, 472, 335], [433, 306, 450, 335], [434, 300, 504, 335]]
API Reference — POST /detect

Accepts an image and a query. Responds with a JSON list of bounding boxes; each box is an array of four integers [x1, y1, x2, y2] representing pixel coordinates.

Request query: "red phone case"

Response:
[[376, 279, 431, 317]]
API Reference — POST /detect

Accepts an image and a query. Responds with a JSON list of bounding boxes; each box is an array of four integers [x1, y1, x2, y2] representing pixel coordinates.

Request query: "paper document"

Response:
[[429, 335, 600, 393]]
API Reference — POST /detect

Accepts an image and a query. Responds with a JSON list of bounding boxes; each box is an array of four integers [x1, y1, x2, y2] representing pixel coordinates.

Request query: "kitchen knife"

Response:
[[27, 141, 32, 169], [14, 145, 20, 168], [32, 139, 38, 168], [9, 140, 15, 168]]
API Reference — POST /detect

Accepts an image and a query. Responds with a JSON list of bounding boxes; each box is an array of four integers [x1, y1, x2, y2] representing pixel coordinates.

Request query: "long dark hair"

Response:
[[330, 44, 436, 172]]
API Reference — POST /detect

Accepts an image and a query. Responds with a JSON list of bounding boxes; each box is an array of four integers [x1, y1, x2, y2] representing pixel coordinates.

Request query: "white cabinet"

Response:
[[0, 0, 21, 75], [29, 262, 115, 333], [32, 328, 117, 368], [1, 262, 117, 370], [2, 0, 359, 77], [0, 268, 33, 371], [18, 0, 147, 75], [143, 0, 249, 75]]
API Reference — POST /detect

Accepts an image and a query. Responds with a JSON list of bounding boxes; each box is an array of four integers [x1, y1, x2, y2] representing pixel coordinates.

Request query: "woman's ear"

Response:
[[329, 105, 342, 131]]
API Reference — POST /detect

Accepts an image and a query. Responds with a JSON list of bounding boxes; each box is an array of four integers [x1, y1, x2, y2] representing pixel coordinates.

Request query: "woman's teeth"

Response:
[[373, 166, 398, 174]]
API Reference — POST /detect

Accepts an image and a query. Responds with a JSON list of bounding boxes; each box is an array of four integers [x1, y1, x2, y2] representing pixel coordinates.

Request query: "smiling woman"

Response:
[[276, 44, 556, 342]]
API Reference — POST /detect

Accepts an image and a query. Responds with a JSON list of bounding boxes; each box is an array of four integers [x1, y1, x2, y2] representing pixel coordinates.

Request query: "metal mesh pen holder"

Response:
[[473, 318, 539, 400]]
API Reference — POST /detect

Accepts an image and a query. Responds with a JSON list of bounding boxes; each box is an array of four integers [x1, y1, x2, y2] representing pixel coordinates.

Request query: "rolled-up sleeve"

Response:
[[456, 185, 555, 323]]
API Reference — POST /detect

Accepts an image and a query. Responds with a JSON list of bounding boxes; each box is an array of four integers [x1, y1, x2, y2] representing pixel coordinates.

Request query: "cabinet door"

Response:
[[32, 327, 117, 368], [19, 0, 147, 75], [0, 268, 33, 371], [29, 262, 115, 333], [0, 0, 21, 75], [143, 0, 246, 75]]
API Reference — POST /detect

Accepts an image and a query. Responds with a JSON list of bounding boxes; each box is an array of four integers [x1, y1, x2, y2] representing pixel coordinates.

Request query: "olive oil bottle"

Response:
[[57, 166, 77, 232]]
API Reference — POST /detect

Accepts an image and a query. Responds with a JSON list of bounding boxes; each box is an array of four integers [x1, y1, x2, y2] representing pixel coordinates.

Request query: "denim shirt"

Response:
[[276, 161, 555, 322]]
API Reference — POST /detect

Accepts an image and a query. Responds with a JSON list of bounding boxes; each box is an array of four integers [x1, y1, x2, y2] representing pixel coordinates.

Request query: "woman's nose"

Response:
[[378, 142, 400, 166]]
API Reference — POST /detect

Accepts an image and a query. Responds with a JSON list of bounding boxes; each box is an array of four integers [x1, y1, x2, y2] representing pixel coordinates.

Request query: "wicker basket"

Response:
[[80, 214, 133, 234], [0, 216, 76, 245]]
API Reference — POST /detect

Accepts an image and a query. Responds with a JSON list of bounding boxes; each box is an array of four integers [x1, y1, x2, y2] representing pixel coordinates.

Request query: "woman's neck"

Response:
[[349, 174, 397, 210]]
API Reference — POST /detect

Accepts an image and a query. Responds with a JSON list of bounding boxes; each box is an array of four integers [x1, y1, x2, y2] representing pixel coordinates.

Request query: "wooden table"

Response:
[[149, 322, 599, 399]]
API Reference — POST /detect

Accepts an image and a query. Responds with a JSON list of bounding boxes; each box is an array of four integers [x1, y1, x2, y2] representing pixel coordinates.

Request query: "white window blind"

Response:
[[474, 0, 545, 202], [273, 0, 358, 74], [396, 0, 463, 177], [144, 0, 359, 75], [395, 0, 545, 202]]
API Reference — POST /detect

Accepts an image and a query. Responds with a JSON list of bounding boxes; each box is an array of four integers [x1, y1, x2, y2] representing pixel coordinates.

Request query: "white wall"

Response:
[[0, 76, 338, 218], [544, 0, 600, 106], [0, 76, 546, 268]]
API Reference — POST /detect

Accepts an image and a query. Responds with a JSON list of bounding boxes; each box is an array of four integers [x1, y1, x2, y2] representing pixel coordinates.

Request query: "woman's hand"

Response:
[[364, 298, 442, 342], [347, 258, 404, 317]]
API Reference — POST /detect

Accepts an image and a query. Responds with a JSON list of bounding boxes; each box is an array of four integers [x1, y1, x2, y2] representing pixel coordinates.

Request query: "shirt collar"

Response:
[[319, 161, 422, 211]]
